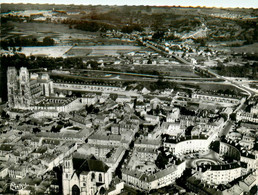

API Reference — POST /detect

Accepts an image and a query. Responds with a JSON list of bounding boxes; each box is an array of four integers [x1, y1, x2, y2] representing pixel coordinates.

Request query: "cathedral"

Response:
[[62, 153, 112, 195], [7, 67, 53, 109]]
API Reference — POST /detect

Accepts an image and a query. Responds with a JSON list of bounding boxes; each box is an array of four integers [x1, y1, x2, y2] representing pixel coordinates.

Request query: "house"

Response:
[[144, 114, 159, 125], [122, 161, 186, 191], [238, 174, 257, 192], [116, 96, 132, 104], [222, 184, 244, 195], [166, 107, 180, 122], [0, 165, 8, 179], [9, 165, 27, 179], [161, 122, 182, 138], [196, 163, 241, 185], [111, 124, 120, 135], [133, 147, 158, 162], [134, 137, 161, 149], [150, 98, 162, 109], [0, 144, 14, 161], [94, 116, 109, 125]]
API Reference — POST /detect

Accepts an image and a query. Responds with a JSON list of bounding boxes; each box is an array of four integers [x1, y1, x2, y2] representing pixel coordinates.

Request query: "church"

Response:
[[62, 153, 112, 195]]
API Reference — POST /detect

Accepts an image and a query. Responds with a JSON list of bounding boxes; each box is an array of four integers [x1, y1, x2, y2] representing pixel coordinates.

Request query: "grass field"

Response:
[[231, 43, 258, 54], [1, 21, 98, 44], [18, 46, 73, 57], [1, 21, 139, 46], [66, 45, 143, 57], [194, 83, 245, 95], [113, 64, 199, 78]]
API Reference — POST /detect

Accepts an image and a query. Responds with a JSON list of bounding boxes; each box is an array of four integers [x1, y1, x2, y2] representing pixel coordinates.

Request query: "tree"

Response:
[[220, 113, 228, 121], [51, 125, 62, 133], [250, 185, 257, 195], [43, 37, 55, 46], [230, 113, 236, 121], [1, 110, 9, 119], [85, 104, 94, 113], [155, 147, 169, 169], [210, 141, 220, 153], [33, 127, 41, 134], [16, 115, 20, 121], [152, 31, 165, 40], [87, 60, 98, 69]]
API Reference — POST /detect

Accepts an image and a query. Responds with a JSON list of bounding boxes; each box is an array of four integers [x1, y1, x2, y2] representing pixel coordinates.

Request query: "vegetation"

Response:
[[1, 37, 55, 50], [121, 24, 143, 33], [32, 127, 41, 134], [1, 110, 9, 119], [213, 62, 258, 79], [155, 147, 171, 169], [210, 141, 220, 153], [250, 184, 258, 195], [51, 124, 63, 133], [0, 55, 83, 70]]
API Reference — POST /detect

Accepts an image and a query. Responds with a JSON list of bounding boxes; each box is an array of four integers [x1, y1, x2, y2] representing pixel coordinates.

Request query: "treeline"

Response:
[[62, 19, 117, 32], [214, 63, 258, 79], [1, 37, 55, 50], [0, 55, 83, 70], [121, 24, 143, 33], [63, 18, 144, 33]]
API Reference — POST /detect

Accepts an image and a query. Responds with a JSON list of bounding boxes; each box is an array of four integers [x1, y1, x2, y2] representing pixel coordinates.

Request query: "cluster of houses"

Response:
[[1, 64, 257, 194]]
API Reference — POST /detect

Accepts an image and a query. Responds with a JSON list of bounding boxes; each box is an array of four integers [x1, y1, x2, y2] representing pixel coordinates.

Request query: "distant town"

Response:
[[0, 3, 257, 195]]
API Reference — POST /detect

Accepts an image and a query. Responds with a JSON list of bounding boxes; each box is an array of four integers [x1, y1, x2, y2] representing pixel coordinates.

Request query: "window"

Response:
[[91, 173, 95, 181], [99, 173, 102, 182]]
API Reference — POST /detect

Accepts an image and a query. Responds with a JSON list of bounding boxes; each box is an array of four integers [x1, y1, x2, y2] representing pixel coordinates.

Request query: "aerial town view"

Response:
[[0, 1, 257, 194]]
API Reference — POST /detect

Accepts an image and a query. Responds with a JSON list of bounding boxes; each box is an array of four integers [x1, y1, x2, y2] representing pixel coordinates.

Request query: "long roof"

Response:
[[72, 154, 109, 176]]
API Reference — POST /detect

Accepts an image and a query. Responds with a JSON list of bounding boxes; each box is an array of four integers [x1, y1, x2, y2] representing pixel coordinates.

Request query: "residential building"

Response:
[[122, 161, 186, 191], [196, 163, 242, 185]]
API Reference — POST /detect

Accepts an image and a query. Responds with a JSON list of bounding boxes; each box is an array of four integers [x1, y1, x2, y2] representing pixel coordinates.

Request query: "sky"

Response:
[[1, 0, 258, 8]]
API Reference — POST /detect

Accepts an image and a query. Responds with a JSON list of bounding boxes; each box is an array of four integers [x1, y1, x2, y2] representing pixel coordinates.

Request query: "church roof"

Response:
[[72, 155, 109, 175]]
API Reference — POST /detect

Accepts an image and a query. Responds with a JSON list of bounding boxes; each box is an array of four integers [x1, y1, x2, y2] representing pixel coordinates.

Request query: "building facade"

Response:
[[62, 154, 112, 195]]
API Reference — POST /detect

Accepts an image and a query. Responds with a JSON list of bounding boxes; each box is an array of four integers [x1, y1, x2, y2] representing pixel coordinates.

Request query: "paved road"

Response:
[[195, 65, 255, 99], [142, 39, 257, 99]]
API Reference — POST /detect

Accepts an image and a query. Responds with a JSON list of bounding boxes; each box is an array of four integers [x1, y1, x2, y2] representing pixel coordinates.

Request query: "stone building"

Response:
[[7, 67, 53, 109], [62, 153, 112, 195], [7, 67, 32, 108]]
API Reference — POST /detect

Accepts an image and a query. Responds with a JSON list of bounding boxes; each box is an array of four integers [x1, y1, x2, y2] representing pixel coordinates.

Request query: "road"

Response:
[[194, 65, 255, 99], [142, 39, 257, 100]]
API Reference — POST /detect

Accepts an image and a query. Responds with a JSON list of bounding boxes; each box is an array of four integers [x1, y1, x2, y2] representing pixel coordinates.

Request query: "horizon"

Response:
[[1, 0, 258, 9]]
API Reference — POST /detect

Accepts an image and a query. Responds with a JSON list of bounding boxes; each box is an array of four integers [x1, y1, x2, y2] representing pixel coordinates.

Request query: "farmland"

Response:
[[1, 21, 97, 44], [66, 45, 143, 57], [1, 21, 140, 46]]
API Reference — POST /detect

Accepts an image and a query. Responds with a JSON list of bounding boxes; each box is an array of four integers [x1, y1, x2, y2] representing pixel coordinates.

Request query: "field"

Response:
[[1, 21, 98, 44], [231, 43, 258, 54], [1, 22, 98, 44], [16, 46, 73, 57], [66, 45, 143, 57], [110, 64, 199, 78], [193, 83, 246, 95], [1, 21, 140, 47]]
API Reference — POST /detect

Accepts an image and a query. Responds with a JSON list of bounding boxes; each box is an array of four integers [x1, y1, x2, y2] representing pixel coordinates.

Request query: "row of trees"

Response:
[[1, 37, 55, 50], [214, 63, 258, 79], [0, 54, 84, 70], [62, 18, 117, 32]]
